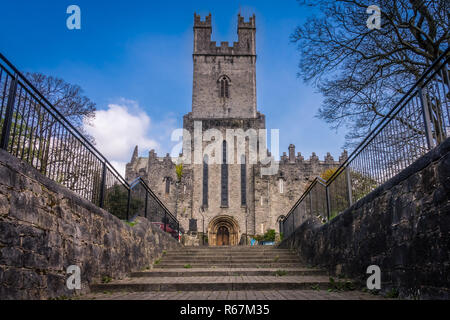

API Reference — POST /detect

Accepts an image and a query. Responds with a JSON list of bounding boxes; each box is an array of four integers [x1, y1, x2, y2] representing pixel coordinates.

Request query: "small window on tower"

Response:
[[165, 177, 171, 194], [219, 76, 230, 98]]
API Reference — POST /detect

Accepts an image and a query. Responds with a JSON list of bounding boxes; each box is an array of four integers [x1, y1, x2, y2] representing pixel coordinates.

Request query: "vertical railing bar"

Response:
[[0, 74, 18, 150], [126, 187, 131, 221], [0, 72, 9, 117], [325, 185, 330, 221], [20, 92, 31, 160], [419, 86, 435, 150], [164, 211, 167, 233], [346, 166, 353, 206], [144, 191, 148, 219], [10, 86, 23, 157]]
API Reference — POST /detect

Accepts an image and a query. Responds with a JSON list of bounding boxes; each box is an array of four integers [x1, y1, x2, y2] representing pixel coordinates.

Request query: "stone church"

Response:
[[125, 13, 346, 246]]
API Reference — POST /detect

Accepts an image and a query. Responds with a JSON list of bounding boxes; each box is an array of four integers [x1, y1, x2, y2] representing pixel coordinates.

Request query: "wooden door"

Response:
[[217, 226, 229, 246]]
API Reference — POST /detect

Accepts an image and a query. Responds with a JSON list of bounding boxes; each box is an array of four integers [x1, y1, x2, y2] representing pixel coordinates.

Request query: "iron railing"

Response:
[[282, 48, 450, 238], [0, 52, 180, 240]]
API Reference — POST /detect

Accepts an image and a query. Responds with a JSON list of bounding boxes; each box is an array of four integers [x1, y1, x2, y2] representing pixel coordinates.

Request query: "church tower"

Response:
[[192, 13, 257, 119], [125, 13, 342, 246]]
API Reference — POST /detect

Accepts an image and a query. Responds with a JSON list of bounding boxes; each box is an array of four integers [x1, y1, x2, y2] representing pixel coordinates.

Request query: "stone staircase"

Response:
[[90, 246, 335, 293]]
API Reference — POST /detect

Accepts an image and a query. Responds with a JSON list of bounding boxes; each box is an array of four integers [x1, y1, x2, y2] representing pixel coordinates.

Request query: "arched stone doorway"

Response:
[[208, 215, 239, 246]]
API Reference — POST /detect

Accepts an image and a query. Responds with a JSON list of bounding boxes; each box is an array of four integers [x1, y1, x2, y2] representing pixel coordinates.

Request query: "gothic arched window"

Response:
[[221, 141, 228, 207], [203, 155, 208, 207], [219, 76, 230, 98]]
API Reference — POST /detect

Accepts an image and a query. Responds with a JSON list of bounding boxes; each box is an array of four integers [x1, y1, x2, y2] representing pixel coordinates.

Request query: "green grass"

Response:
[[274, 255, 280, 262], [48, 295, 71, 300], [310, 284, 321, 291], [125, 221, 138, 227], [101, 276, 112, 284], [154, 259, 161, 265], [183, 264, 192, 269], [385, 288, 399, 299], [328, 277, 355, 292], [274, 270, 288, 277]]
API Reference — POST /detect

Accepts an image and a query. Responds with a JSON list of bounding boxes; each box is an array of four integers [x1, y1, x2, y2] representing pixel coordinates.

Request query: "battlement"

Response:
[[238, 13, 256, 29], [193, 13, 256, 56], [279, 144, 347, 165], [194, 13, 212, 27]]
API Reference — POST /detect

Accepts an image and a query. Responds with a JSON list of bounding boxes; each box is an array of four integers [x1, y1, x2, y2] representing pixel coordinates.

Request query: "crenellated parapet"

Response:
[[193, 13, 256, 56], [194, 13, 212, 27], [277, 144, 348, 167]]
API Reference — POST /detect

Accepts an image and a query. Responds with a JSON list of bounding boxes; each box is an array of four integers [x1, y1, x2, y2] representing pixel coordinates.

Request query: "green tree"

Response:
[[105, 184, 144, 220]]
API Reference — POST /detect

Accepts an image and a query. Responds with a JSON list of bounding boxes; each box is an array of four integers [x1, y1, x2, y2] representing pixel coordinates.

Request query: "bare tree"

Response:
[[25, 72, 96, 134], [21, 72, 99, 200], [292, 0, 449, 146]]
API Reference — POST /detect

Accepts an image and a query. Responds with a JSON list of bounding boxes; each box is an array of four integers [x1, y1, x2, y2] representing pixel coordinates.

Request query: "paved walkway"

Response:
[[81, 290, 385, 300], [84, 247, 387, 300]]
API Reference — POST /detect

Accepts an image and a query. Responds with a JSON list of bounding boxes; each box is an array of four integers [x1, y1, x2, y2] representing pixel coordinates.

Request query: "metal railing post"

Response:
[[325, 185, 331, 221], [292, 211, 295, 235], [126, 188, 131, 221], [98, 162, 107, 208], [419, 87, 435, 150], [164, 211, 167, 232], [346, 167, 353, 206], [1, 75, 18, 150], [144, 191, 148, 218]]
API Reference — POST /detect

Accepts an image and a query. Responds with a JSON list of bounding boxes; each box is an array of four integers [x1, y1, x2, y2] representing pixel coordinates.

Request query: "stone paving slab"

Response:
[[91, 275, 334, 292], [96, 275, 331, 285], [131, 268, 325, 277], [80, 290, 386, 300], [153, 263, 307, 268], [157, 258, 301, 262]]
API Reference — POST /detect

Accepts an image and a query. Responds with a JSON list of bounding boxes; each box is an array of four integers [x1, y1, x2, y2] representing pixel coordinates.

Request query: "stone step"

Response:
[[157, 258, 301, 263], [165, 252, 292, 256], [163, 253, 297, 258], [170, 247, 292, 252], [153, 263, 307, 269], [91, 276, 334, 293], [131, 268, 326, 278]]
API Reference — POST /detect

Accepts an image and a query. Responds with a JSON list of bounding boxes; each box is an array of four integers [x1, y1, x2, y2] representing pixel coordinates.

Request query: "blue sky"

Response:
[[0, 0, 348, 174]]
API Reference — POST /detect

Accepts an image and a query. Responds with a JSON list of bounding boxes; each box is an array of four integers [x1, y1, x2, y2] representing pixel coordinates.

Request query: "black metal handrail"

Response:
[[129, 176, 179, 236], [0, 53, 127, 186], [282, 48, 449, 238], [0, 52, 180, 240]]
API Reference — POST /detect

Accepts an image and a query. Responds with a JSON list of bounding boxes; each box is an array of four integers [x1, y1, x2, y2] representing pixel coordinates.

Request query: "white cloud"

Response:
[[83, 101, 159, 176]]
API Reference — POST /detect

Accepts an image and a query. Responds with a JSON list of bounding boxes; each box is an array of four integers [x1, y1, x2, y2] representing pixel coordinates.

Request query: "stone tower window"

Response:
[[219, 76, 230, 98], [241, 155, 246, 206], [279, 178, 284, 194], [203, 155, 208, 207], [221, 141, 228, 207], [165, 177, 171, 194]]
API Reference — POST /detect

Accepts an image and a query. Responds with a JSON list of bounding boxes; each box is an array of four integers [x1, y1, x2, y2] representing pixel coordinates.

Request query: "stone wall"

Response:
[[0, 149, 182, 300], [279, 138, 450, 299]]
